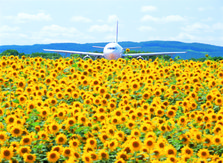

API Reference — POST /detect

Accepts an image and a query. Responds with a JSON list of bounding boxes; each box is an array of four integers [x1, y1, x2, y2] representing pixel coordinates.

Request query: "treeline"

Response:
[[188, 56, 223, 62], [1, 49, 222, 62], [0, 49, 62, 59]]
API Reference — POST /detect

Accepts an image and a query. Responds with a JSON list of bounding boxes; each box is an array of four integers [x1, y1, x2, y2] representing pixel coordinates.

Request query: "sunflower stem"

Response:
[[133, 151, 137, 163]]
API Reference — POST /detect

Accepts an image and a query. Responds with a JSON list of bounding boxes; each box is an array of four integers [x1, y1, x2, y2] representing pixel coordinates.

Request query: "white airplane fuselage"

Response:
[[103, 42, 124, 60]]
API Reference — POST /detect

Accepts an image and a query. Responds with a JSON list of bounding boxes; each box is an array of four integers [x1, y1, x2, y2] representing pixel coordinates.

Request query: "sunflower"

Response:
[[197, 148, 210, 159], [120, 116, 127, 123], [126, 120, 135, 130], [10, 125, 23, 137], [10, 141, 20, 151], [89, 151, 98, 161], [56, 92, 63, 99], [108, 139, 118, 151], [18, 146, 31, 156], [99, 133, 109, 143], [81, 152, 92, 163], [0, 131, 8, 142], [129, 138, 142, 152], [49, 122, 60, 134], [144, 137, 155, 149], [98, 87, 107, 96], [101, 98, 108, 106], [20, 135, 32, 146], [23, 153, 36, 163], [215, 97, 223, 106], [165, 145, 177, 156], [5, 115, 16, 124], [130, 129, 141, 138], [45, 77, 52, 85], [108, 102, 116, 110], [206, 94, 214, 101], [0, 147, 14, 160], [203, 135, 213, 147], [86, 138, 97, 148], [140, 124, 149, 133], [155, 108, 164, 117], [18, 95, 26, 104], [72, 151, 80, 160], [38, 131, 48, 140], [78, 115, 87, 124], [116, 151, 128, 161], [0, 108, 3, 116], [62, 147, 73, 157], [181, 145, 193, 157], [142, 91, 150, 100], [131, 82, 140, 91], [151, 149, 162, 159], [47, 151, 60, 163], [98, 149, 109, 160], [17, 80, 26, 88], [51, 146, 64, 154], [193, 131, 203, 143], [57, 111, 65, 119], [55, 133, 67, 145], [115, 131, 125, 141], [178, 116, 187, 126], [49, 98, 57, 105], [111, 117, 119, 125], [167, 156, 178, 163], [154, 89, 161, 96], [166, 109, 176, 118], [66, 117, 75, 127]]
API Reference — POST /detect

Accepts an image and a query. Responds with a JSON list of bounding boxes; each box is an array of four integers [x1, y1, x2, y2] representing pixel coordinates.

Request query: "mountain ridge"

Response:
[[0, 41, 222, 59]]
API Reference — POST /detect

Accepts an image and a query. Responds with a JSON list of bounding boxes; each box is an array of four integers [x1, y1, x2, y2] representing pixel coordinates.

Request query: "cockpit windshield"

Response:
[[107, 47, 116, 50]]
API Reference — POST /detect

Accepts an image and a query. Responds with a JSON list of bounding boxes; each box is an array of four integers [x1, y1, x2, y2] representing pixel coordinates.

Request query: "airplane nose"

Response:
[[108, 53, 117, 60]]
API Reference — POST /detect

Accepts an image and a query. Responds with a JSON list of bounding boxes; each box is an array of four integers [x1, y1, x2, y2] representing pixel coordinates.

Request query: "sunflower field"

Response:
[[0, 55, 223, 163]]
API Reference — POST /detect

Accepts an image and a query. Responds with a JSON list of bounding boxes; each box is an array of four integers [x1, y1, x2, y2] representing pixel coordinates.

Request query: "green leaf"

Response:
[[13, 99, 19, 103]]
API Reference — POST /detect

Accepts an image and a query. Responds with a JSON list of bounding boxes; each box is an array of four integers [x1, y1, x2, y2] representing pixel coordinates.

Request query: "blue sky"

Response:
[[0, 0, 223, 46]]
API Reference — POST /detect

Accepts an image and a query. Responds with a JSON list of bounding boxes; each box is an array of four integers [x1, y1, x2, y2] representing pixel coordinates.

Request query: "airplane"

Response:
[[44, 21, 186, 60]]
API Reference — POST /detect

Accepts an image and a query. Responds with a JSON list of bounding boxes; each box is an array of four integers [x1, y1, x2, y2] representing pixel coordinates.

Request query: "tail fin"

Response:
[[115, 21, 118, 43]]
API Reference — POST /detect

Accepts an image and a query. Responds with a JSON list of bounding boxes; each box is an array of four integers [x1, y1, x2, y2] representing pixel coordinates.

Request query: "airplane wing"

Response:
[[124, 51, 186, 57], [43, 49, 104, 56]]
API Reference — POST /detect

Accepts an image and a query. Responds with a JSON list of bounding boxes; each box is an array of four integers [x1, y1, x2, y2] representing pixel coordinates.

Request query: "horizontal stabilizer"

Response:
[[92, 46, 104, 49]]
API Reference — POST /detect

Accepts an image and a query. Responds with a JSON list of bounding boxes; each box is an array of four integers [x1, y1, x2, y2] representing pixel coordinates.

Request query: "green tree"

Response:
[[1, 49, 20, 56]]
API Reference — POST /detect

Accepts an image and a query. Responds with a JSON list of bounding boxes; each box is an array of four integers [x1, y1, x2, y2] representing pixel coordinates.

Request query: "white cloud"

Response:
[[141, 6, 157, 12], [164, 15, 185, 22], [213, 23, 223, 30], [198, 7, 205, 11], [202, 17, 213, 22], [141, 15, 185, 22], [88, 24, 114, 32], [6, 12, 52, 23], [174, 32, 197, 41], [29, 24, 94, 44], [141, 15, 159, 22], [70, 16, 92, 23], [107, 15, 119, 23], [182, 23, 211, 33], [41, 25, 79, 37], [138, 26, 154, 32], [0, 25, 19, 32]]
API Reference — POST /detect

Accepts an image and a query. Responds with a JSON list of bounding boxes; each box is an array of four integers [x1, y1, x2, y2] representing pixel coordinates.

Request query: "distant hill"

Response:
[[0, 41, 222, 59]]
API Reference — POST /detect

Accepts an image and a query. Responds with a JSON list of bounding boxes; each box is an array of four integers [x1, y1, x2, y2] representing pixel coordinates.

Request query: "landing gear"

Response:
[[83, 55, 92, 60], [136, 56, 145, 60]]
